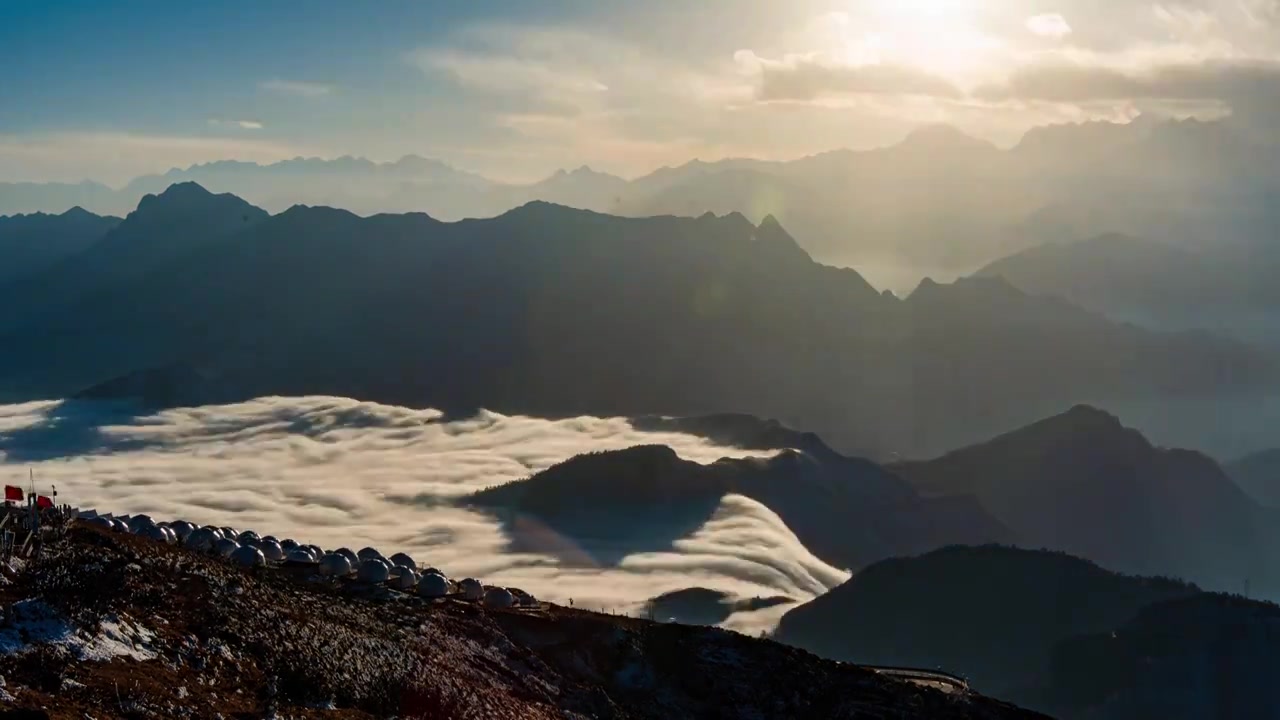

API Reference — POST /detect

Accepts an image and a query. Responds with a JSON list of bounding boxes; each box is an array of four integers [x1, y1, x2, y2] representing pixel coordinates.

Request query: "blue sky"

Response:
[[2, 0, 1277, 184]]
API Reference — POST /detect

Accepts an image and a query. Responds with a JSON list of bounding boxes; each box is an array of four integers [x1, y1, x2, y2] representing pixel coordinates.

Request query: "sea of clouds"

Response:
[[0, 395, 849, 633]]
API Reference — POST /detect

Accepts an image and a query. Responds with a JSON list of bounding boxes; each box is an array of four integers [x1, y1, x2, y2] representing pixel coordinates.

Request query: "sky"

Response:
[[2, 0, 1279, 184]]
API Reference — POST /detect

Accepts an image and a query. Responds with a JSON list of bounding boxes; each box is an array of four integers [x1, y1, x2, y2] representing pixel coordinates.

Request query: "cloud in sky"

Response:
[[1026, 13, 1073, 39], [208, 118, 265, 130], [5, 0, 1280, 183], [739, 51, 963, 102], [975, 57, 1280, 105], [0, 396, 848, 633], [259, 79, 335, 98]]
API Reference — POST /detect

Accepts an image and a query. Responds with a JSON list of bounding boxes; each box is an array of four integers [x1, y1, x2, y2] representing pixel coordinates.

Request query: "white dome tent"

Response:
[[185, 527, 220, 552], [417, 573, 450, 599], [143, 525, 170, 543], [393, 569, 418, 590], [238, 530, 260, 545], [483, 587, 515, 609], [110, 519, 130, 533], [319, 553, 353, 577], [214, 538, 240, 558], [389, 552, 416, 571], [126, 515, 154, 533], [231, 545, 266, 568], [334, 548, 359, 565], [170, 520, 195, 541], [258, 539, 285, 562], [285, 549, 315, 565], [357, 558, 391, 584], [357, 547, 383, 562], [459, 578, 484, 601]]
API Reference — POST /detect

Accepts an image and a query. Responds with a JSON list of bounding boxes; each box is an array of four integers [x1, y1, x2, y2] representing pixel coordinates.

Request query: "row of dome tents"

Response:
[[76, 509, 537, 609]]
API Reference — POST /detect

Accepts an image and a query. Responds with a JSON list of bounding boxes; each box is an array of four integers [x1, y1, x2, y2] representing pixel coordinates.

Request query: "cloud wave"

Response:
[[0, 396, 849, 633]]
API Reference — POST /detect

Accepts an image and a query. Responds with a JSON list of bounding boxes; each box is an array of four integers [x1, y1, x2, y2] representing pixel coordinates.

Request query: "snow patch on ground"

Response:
[[0, 599, 157, 661]]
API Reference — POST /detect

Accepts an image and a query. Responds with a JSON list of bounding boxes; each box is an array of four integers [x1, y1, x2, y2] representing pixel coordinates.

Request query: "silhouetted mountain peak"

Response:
[[898, 124, 993, 153], [124, 184, 261, 227]]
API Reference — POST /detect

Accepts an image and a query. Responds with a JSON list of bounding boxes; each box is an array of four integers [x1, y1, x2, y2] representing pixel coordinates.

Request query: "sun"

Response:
[[845, 0, 1001, 81]]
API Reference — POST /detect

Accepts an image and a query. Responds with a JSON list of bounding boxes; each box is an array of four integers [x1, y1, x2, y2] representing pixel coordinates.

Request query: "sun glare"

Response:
[[841, 0, 1002, 82]]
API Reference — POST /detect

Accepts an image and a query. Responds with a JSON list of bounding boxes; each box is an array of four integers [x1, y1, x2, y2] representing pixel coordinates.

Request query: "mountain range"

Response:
[[0, 183, 1269, 459], [470, 406, 1280, 600], [467, 442, 1007, 573], [773, 544, 1280, 719], [890, 405, 1280, 595], [6, 115, 1280, 278], [974, 232, 1280, 346], [0, 207, 120, 285]]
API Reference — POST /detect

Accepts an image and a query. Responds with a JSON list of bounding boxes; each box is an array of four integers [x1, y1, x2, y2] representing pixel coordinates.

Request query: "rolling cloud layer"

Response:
[[0, 395, 849, 633]]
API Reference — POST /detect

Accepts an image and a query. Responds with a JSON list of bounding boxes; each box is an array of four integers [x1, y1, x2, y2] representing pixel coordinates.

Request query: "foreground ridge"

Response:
[[0, 520, 1046, 719]]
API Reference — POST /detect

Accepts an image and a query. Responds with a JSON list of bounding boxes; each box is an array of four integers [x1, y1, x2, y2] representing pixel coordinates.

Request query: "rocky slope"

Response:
[[0, 524, 1044, 719]]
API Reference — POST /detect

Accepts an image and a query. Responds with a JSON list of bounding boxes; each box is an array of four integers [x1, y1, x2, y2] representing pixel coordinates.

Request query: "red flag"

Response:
[[3, 486, 21, 502], [36, 495, 53, 509]]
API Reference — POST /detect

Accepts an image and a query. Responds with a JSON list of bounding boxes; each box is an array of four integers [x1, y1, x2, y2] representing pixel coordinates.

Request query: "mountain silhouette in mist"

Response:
[[0, 206, 120, 284], [6, 116, 1279, 274], [468, 441, 1008, 570], [890, 405, 1280, 595], [0, 182, 1269, 457], [0, 182, 267, 335], [773, 545, 1199, 712], [975, 232, 1280, 344], [1225, 448, 1280, 508], [1043, 592, 1280, 719]]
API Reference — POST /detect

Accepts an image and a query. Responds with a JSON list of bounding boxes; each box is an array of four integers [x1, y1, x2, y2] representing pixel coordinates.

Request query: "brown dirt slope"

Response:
[[0, 526, 1047, 719]]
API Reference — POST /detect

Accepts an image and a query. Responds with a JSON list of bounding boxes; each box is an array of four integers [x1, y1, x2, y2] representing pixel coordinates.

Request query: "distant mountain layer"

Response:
[[773, 545, 1199, 709], [468, 442, 1008, 572], [774, 544, 1280, 719], [974, 233, 1280, 343], [1226, 448, 1280, 508], [6, 116, 1280, 272], [0, 207, 119, 284], [890, 405, 1280, 595], [0, 182, 1269, 459]]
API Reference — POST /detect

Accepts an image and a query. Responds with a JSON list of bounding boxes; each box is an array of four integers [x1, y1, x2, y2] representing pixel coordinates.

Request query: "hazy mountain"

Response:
[[1225, 448, 1280, 508], [0, 207, 119, 284], [974, 232, 1280, 347], [773, 545, 1199, 707], [468, 442, 1008, 571], [1043, 593, 1280, 719], [0, 180, 121, 216], [0, 182, 267, 335], [890, 406, 1280, 595], [5, 116, 1279, 281], [975, 233, 1213, 314], [0, 184, 1269, 458]]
